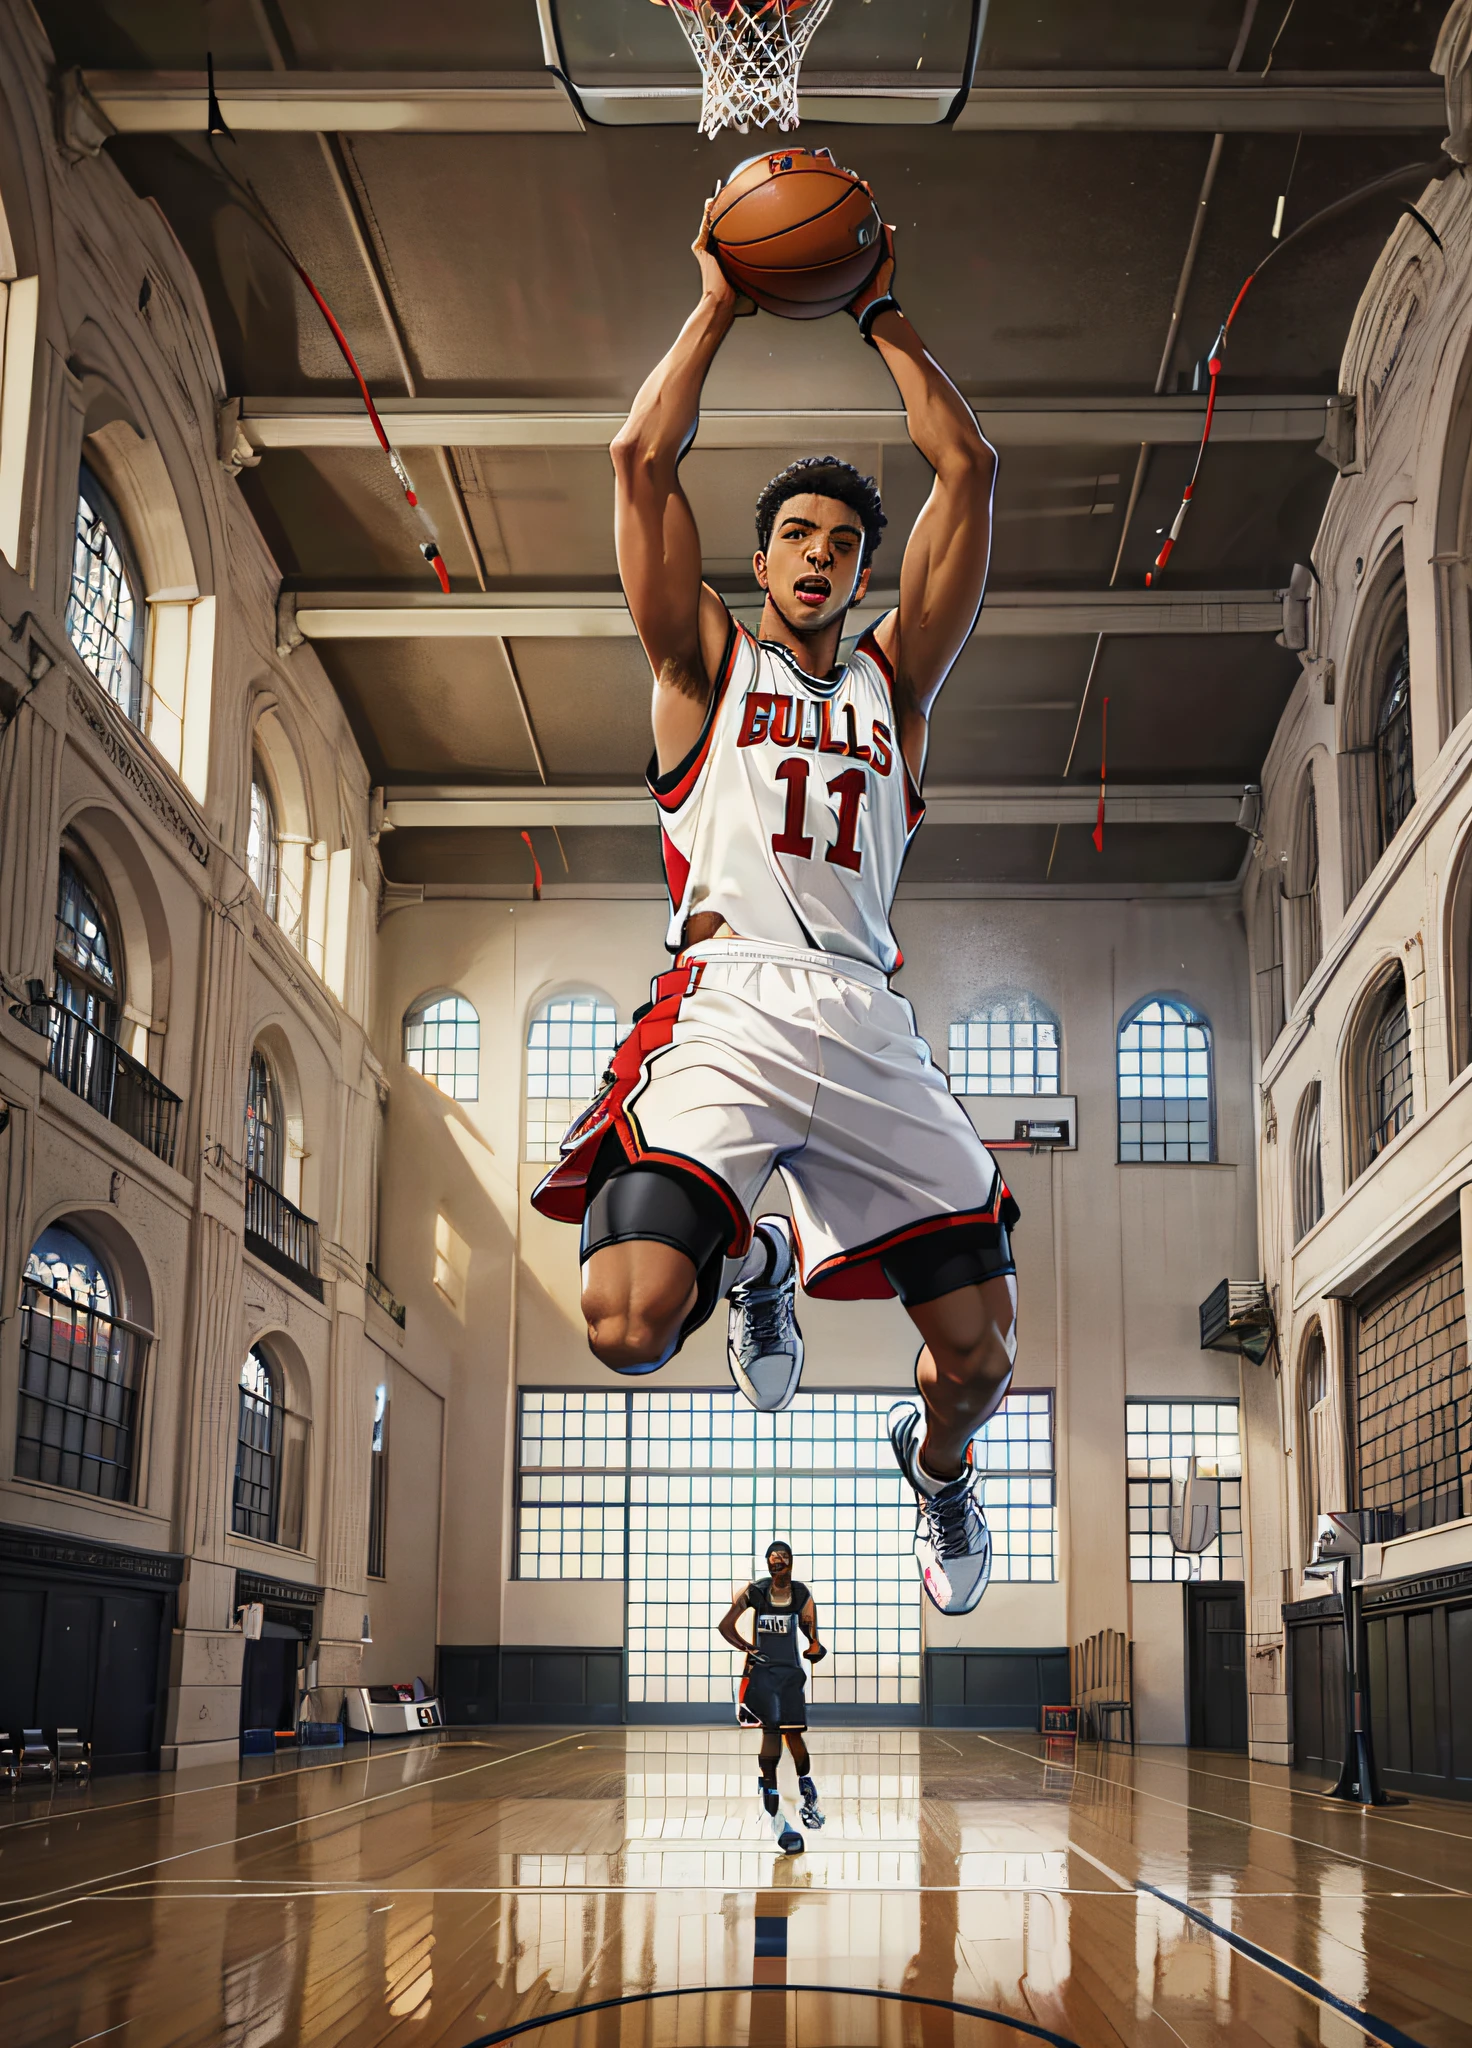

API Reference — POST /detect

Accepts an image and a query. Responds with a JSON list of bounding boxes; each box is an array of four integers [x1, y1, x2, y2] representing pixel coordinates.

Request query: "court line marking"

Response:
[[0, 1735, 532, 1836], [0, 1918, 72, 1946], [974, 1735, 1471, 1896], [73, 1884, 1459, 1902], [0, 1731, 586, 1922], [1066, 1841, 1434, 2048], [457, 1983, 1083, 2048], [1082, 1745, 1472, 1848]]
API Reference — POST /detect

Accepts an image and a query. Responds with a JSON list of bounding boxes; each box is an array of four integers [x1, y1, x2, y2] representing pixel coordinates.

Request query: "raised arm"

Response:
[[850, 235, 997, 786], [718, 1588, 753, 1654], [610, 207, 743, 775]]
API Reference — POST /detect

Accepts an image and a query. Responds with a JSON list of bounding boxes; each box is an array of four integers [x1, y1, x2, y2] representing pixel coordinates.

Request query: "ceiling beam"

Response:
[[292, 588, 1284, 640], [241, 393, 1335, 454], [83, 69, 1443, 136], [381, 783, 1245, 830]]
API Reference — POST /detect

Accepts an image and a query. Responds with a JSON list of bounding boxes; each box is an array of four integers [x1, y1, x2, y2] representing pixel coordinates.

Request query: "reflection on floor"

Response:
[[3, 1728, 1470, 2046]]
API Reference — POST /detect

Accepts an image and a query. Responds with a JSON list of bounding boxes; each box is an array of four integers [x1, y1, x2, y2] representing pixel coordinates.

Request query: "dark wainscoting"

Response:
[[0, 1522, 182, 1771], [437, 1646, 623, 1725], [925, 1648, 1069, 1728], [1286, 1566, 1472, 1800]]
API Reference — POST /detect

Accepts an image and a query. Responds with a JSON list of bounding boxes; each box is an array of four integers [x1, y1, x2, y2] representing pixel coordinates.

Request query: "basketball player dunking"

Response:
[[531, 209, 1017, 1614]]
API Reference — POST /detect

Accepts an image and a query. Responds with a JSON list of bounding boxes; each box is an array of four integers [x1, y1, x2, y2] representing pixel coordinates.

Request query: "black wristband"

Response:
[[857, 294, 901, 347]]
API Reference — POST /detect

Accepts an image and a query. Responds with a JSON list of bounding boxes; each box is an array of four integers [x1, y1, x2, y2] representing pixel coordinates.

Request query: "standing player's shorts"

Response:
[[738, 1662, 807, 1731], [532, 937, 1018, 1303]]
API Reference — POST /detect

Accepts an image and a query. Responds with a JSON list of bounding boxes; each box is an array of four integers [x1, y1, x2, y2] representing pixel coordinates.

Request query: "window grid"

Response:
[[54, 853, 119, 1039], [245, 1047, 282, 1189], [1355, 1248, 1469, 1535], [949, 997, 1060, 1096], [404, 995, 480, 1102], [516, 1389, 1057, 1709], [1126, 1399, 1243, 1582], [66, 480, 144, 725], [1368, 986, 1413, 1161], [233, 1348, 281, 1543], [1376, 636, 1414, 849], [17, 1233, 143, 1503], [525, 996, 618, 1162], [247, 764, 279, 920], [1118, 998, 1214, 1163]]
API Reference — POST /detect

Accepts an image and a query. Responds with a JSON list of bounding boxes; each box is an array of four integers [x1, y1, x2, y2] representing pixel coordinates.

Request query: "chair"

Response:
[[53, 1728, 92, 1782], [0, 1740, 17, 1789], [1093, 1699, 1135, 1747], [17, 1729, 55, 1783]]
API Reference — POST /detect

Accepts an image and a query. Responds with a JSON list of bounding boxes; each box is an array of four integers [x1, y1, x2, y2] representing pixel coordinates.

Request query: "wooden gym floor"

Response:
[[2, 1728, 1470, 2047]]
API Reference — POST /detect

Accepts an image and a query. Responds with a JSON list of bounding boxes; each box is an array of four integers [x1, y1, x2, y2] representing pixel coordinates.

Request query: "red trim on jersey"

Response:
[[660, 827, 690, 906], [647, 619, 746, 816], [798, 1185, 1017, 1302], [529, 963, 751, 1256]]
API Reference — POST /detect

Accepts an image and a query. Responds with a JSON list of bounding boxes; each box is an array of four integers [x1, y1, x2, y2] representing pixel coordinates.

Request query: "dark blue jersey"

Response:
[[746, 1577, 810, 1672]]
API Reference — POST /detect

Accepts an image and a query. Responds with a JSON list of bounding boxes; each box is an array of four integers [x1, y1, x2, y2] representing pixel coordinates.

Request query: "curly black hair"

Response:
[[755, 455, 886, 569]]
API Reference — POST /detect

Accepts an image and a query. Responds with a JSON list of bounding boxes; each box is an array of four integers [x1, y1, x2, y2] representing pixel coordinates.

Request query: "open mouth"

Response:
[[793, 575, 831, 610]]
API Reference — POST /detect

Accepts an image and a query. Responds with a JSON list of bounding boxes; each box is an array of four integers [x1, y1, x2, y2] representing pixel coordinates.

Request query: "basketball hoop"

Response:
[[652, 0, 836, 138]]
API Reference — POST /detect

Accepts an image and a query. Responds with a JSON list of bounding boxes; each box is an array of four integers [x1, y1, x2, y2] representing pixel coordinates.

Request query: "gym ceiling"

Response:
[[43, 1, 1449, 894]]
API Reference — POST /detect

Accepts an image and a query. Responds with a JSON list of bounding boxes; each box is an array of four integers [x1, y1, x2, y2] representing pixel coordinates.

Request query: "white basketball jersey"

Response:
[[650, 619, 923, 975]]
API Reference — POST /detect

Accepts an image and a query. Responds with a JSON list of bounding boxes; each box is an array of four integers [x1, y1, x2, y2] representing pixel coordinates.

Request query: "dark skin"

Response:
[[588, 210, 1017, 1480], [719, 1550, 824, 1770]]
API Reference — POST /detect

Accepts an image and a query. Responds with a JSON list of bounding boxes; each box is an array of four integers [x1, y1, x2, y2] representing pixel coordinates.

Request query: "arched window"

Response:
[[54, 848, 120, 1040], [1364, 967, 1413, 1166], [367, 1381, 389, 1579], [1291, 1082, 1324, 1241], [17, 1223, 146, 1501], [247, 755, 279, 919], [232, 1346, 281, 1543], [1297, 1325, 1331, 1562], [1375, 629, 1414, 850], [404, 993, 480, 1102], [949, 992, 1060, 1095], [245, 1047, 283, 1189], [525, 993, 618, 1163], [1117, 997, 1214, 1163], [1287, 767, 1322, 1001], [66, 464, 144, 725]]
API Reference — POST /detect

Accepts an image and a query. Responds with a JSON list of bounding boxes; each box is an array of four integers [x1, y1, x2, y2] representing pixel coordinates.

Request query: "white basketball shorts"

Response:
[[533, 938, 1015, 1302]]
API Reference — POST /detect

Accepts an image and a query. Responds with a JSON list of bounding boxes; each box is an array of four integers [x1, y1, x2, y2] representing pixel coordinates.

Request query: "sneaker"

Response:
[[887, 1399, 992, 1615], [727, 1217, 804, 1413], [760, 1781, 804, 1854], [797, 1775, 824, 1829]]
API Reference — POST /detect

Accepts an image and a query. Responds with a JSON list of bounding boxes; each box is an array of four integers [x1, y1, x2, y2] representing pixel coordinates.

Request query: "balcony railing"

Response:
[[26, 1000, 181, 1167], [245, 1172, 323, 1299], [367, 1265, 407, 1328]]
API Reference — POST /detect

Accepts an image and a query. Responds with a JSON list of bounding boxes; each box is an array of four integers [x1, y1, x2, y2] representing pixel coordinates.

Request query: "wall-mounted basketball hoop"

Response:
[[652, 0, 835, 137]]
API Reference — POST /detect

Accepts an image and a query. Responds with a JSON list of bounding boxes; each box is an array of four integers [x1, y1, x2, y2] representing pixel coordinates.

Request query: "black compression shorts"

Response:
[[738, 1664, 807, 1731]]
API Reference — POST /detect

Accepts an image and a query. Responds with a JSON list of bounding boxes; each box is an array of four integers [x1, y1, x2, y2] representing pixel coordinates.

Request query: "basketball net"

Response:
[[658, 0, 836, 138]]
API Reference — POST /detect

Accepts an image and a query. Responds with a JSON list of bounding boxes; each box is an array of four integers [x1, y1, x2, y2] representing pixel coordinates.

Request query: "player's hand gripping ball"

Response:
[[705, 145, 883, 319]]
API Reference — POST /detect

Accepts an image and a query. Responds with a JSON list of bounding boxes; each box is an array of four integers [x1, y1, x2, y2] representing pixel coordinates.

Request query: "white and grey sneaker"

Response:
[[727, 1217, 804, 1413], [797, 1774, 825, 1829], [887, 1399, 992, 1615], [760, 1782, 805, 1854]]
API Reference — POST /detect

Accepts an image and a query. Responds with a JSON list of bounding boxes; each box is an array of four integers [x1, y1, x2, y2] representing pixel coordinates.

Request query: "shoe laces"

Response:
[[923, 1476, 981, 1561], [737, 1280, 792, 1354]]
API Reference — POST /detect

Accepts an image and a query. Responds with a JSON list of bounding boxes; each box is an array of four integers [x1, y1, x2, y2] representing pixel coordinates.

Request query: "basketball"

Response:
[[707, 146, 883, 320]]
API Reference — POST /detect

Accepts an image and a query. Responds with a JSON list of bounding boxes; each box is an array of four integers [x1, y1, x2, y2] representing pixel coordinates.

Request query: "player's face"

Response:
[[768, 1550, 793, 1589], [755, 494, 871, 632]]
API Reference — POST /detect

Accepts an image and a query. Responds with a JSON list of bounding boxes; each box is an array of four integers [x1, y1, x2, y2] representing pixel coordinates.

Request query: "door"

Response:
[[240, 1630, 301, 1734], [1187, 1582, 1248, 1751], [95, 1594, 167, 1766]]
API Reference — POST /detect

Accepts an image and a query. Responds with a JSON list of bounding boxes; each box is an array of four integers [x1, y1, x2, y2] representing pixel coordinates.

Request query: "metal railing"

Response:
[[244, 1172, 322, 1296], [28, 1000, 181, 1166], [367, 1265, 407, 1328]]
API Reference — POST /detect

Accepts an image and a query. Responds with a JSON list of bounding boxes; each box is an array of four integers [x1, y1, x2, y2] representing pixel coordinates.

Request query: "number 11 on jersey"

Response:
[[771, 759, 866, 874]]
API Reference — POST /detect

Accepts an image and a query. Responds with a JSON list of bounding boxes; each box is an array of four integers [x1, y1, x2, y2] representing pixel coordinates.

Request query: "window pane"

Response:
[[1124, 1398, 1242, 1582], [1118, 998, 1213, 1162], [948, 994, 1060, 1096], [405, 994, 481, 1102], [525, 995, 618, 1161], [66, 476, 144, 725]]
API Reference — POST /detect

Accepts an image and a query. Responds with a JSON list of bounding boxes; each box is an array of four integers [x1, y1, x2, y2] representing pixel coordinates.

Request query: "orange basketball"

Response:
[[707, 146, 882, 320]]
